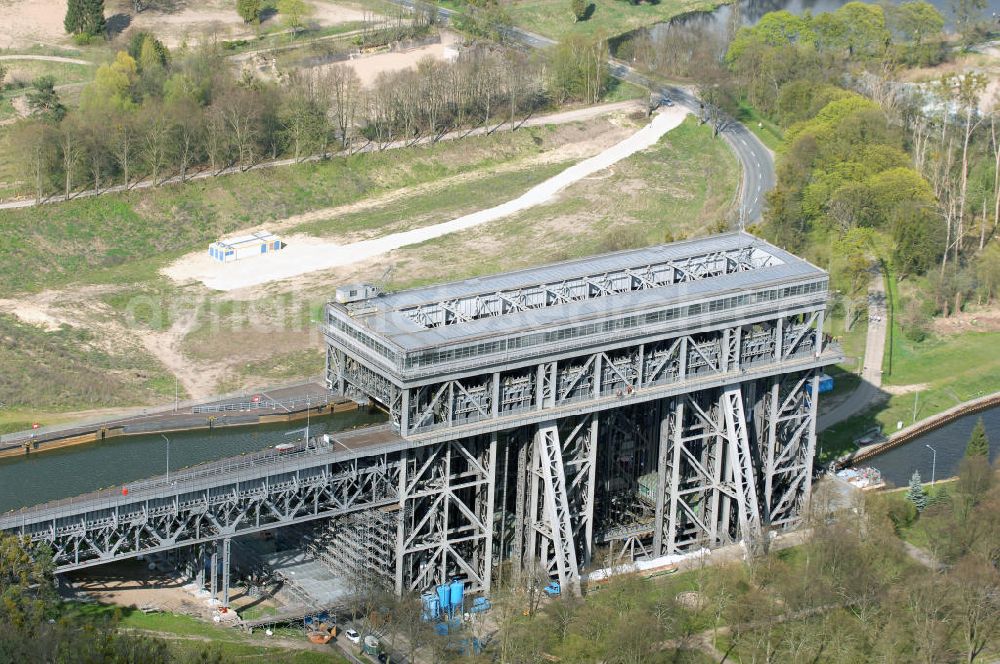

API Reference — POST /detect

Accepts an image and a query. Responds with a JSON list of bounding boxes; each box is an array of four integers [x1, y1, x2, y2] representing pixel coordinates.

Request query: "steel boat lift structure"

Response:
[[0, 232, 841, 601], [326, 232, 841, 596]]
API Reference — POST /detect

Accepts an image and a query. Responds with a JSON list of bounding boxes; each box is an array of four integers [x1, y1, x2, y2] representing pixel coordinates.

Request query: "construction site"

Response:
[[1, 231, 841, 654]]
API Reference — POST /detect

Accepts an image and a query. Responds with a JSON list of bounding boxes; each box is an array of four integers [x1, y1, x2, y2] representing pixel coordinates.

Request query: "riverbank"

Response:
[[834, 390, 1000, 469]]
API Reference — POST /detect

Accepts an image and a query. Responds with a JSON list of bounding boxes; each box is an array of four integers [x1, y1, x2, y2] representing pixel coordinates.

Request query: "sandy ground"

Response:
[[122, 0, 369, 48], [0, 0, 68, 49], [164, 106, 689, 292], [0, 0, 370, 49], [932, 303, 1000, 334], [334, 30, 461, 87]]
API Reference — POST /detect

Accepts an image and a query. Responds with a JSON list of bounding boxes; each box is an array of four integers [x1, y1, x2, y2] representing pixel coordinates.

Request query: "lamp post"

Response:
[[161, 434, 171, 483], [925, 444, 936, 485]]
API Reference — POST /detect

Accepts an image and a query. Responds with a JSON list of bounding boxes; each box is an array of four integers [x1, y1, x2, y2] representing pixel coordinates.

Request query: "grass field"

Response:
[[506, 0, 722, 40], [0, 127, 568, 294], [392, 115, 738, 289], [67, 603, 348, 663], [0, 312, 174, 412]]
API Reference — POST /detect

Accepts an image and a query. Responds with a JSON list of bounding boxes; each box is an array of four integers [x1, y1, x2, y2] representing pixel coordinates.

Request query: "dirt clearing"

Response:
[[0, 0, 70, 49], [318, 30, 461, 87]]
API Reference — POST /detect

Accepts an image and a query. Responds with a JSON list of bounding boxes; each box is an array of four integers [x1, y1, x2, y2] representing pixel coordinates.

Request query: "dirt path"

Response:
[[167, 106, 688, 291], [0, 54, 90, 65], [136, 314, 223, 401]]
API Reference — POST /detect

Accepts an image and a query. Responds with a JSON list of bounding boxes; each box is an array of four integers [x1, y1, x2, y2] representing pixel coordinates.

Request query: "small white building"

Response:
[[209, 231, 282, 263]]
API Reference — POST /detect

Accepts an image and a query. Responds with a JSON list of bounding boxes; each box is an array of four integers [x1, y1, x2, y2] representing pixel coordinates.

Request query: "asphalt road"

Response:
[[606, 61, 774, 222], [392, 0, 777, 222], [817, 268, 888, 431]]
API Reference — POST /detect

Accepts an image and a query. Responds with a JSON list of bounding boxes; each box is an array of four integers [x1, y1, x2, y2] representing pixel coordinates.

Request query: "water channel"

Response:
[[611, 0, 1000, 69], [0, 408, 386, 514], [669, 0, 999, 37], [868, 404, 1000, 487]]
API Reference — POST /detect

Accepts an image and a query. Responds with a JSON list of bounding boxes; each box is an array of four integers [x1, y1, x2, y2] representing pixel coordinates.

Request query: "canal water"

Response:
[[869, 405, 1000, 487], [0, 408, 386, 514]]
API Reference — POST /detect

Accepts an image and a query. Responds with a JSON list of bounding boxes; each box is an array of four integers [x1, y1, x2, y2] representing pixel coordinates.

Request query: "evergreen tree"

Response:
[[965, 417, 990, 458], [571, 0, 587, 22], [65, 0, 104, 36], [906, 470, 927, 512], [64, 0, 84, 34], [25, 76, 66, 122], [82, 0, 106, 37]]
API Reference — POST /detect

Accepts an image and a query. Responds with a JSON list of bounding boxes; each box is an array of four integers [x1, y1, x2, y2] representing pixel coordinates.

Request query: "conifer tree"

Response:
[[906, 470, 927, 512], [965, 417, 990, 458]]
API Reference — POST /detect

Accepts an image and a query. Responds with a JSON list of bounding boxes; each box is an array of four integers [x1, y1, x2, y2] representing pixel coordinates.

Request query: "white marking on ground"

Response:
[[167, 107, 691, 292]]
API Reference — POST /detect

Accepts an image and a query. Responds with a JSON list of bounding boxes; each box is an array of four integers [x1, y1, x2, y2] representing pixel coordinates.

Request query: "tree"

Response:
[[11, 121, 58, 203], [64, 0, 105, 36], [237, 0, 263, 24], [950, 555, 1000, 663], [25, 76, 66, 122], [966, 417, 990, 457], [907, 470, 927, 511], [888, 0, 944, 44], [571, 0, 587, 22], [949, 0, 987, 47], [0, 62, 7, 89], [277, 0, 310, 32]]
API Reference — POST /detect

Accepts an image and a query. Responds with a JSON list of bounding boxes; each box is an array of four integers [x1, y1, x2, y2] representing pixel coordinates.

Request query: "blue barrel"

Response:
[[450, 579, 464, 614], [437, 583, 451, 614]]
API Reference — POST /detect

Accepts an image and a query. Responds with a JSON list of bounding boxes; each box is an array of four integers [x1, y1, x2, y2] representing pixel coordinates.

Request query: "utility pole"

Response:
[[925, 444, 937, 485]]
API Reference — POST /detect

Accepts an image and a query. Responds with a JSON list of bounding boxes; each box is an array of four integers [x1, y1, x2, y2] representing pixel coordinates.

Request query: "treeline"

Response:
[[0, 530, 223, 663], [484, 428, 1000, 663], [11, 30, 610, 202], [712, 1, 1000, 336]]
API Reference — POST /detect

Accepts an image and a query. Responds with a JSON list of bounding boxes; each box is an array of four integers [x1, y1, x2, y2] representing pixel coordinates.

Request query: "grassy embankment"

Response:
[[818, 265, 1000, 463], [67, 603, 349, 663], [393, 115, 739, 289], [0, 119, 637, 423]]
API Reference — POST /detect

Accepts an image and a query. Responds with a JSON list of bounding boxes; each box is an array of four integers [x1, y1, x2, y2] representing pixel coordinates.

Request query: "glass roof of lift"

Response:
[[328, 232, 828, 353]]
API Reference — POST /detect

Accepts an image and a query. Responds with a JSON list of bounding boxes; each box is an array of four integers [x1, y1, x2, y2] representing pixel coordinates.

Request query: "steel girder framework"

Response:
[[401, 245, 776, 329], [3, 449, 404, 573], [386, 313, 824, 439]]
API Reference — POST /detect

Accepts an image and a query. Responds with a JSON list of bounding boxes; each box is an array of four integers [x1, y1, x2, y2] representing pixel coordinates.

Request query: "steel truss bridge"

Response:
[[0, 233, 840, 601]]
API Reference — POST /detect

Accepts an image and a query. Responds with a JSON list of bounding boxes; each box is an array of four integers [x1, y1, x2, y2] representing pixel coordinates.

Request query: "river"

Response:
[[0, 408, 386, 514], [869, 405, 1000, 487], [612, 0, 1000, 66]]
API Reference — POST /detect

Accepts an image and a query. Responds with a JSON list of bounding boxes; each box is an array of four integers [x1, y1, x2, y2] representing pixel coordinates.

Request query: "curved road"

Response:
[[392, 0, 776, 221]]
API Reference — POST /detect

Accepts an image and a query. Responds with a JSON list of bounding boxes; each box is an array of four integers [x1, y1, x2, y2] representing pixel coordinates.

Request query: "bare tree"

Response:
[[167, 96, 203, 183], [56, 116, 85, 197], [108, 113, 138, 189], [950, 556, 1000, 663], [140, 105, 171, 186], [326, 65, 361, 149]]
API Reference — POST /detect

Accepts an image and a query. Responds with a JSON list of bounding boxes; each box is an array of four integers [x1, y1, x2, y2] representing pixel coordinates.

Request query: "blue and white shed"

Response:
[[209, 231, 282, 263]]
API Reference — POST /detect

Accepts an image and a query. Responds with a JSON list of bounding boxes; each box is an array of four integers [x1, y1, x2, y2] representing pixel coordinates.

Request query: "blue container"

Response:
[[437, 583, 451, 614], [818, 373, 834, 394], [421, 591, 439, 621], [449, 579, 464, 615]]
